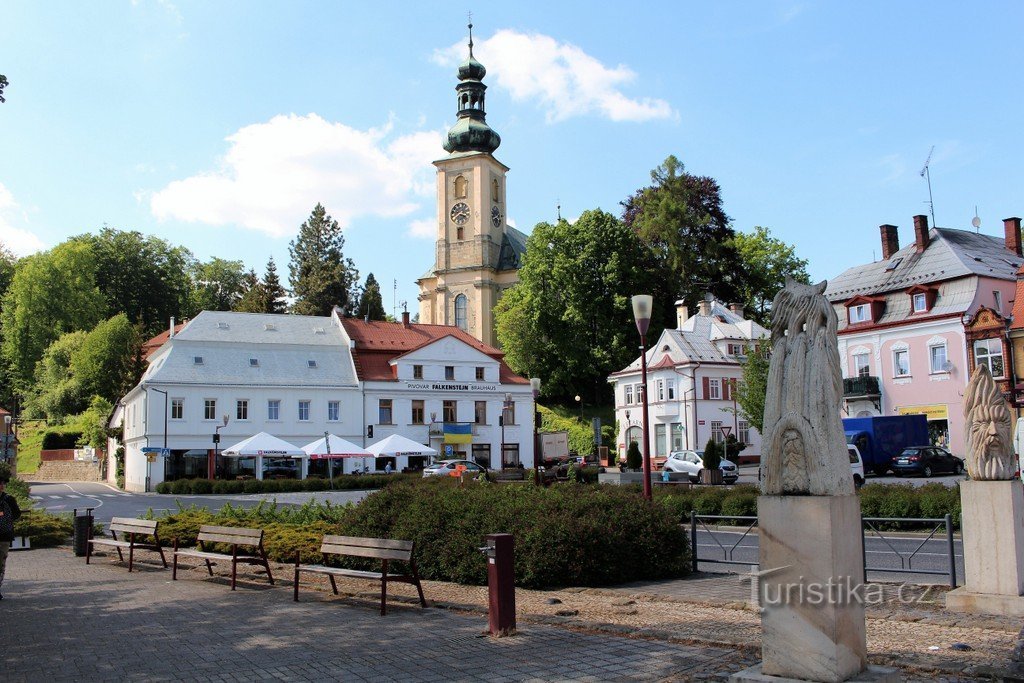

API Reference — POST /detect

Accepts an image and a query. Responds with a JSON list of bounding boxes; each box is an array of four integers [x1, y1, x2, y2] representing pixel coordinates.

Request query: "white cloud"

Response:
[[434, 30, 675, 123], [407, 217, 436, 239], [0, 183, 46, 256], [150, 114, 443, 237]]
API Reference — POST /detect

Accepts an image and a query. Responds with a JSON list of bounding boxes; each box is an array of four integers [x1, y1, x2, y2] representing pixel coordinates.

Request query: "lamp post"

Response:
[[146, 387, 168, 492], [213, 414, 229, 480], [575, 394, 583, 423], [500, 394, 511, 469], [3, 414, 10, 466], [632, 294, 654, 500], [324, 431, 334, 488], [530, 378, 541, 486]]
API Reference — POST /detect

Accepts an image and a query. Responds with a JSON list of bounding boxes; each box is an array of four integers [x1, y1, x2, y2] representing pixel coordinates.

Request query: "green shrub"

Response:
[[303, 477, 328, 491], [14, 509, 73, 547], [155, 481, 171, 494], [41, 428, 84, 450], [339, 478, 689, 589], [170, 479, 191, 495], [702, 439, 722, 471], [721, 491, 757, 520], [190, 479, 213, 495], [242, 479, 262, 494], [626, 441, 642, 470]]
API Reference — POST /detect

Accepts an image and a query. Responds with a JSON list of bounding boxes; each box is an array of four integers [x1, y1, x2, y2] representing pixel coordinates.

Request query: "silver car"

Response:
[[662, 450, 739, 484], [422, 459, 489, 479]]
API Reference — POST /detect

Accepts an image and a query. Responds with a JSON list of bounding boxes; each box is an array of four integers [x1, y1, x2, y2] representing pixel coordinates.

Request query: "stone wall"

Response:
[[31, 460, 103, 482]]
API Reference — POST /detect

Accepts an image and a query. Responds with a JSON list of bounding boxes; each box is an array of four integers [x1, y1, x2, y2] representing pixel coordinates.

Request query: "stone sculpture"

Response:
[[760, 278, 854, 496], [964, 363, 1016, 481]]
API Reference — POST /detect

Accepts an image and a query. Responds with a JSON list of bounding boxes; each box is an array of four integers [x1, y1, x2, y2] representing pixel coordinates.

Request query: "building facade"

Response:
[[416, 28, 527, 346], [608, 298, 768, 464], [826, 215, 1022, 454], [115, 310, 535, 491]]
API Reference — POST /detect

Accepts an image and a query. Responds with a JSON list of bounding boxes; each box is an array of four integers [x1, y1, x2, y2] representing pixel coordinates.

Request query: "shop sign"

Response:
[[405, 382, 499, 392], [897, 404, 949, 420]]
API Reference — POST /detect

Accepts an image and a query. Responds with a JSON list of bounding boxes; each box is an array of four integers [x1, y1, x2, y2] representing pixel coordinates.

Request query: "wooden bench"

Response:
[[293, 535, 427, 615], [86, 517, 167, 572], [172, 525, 274, 591]]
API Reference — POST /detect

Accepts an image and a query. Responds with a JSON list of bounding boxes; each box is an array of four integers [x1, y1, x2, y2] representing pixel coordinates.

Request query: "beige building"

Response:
[[416, 27, 527, 347]]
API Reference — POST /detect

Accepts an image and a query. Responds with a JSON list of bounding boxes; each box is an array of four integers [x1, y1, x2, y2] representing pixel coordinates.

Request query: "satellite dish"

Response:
[[972, 216, 981, 229], [942, 360, 954, 372]]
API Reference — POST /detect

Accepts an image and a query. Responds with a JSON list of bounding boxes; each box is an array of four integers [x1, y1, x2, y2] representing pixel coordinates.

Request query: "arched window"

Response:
[[454, 294, 468, 330], [491, 178, 500, 202], [454, 175, 467, 199]]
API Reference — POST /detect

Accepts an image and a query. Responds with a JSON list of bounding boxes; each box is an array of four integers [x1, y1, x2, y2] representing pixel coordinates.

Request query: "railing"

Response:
[[842, 375, 880, 397], [689, 512, 958, 588]]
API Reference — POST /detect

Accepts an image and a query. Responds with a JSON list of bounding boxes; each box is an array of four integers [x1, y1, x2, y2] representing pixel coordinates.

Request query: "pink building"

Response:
[[825, 215, 1021, 458], [608, 297, 768, 465]]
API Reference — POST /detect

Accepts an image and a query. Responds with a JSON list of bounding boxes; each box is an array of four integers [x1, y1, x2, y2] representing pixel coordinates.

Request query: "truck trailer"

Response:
[[843, 415, 930, 476]]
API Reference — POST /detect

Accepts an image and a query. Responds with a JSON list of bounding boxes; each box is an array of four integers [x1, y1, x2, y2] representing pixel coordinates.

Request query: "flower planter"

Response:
[[700, 469, 724, 485]]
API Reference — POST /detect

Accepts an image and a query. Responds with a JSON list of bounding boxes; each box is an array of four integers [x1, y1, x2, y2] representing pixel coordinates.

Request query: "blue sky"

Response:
[[2, 2, 1023, 317]]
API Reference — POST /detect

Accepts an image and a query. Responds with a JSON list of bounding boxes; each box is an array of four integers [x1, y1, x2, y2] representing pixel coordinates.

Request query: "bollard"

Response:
[[481, 533, 516, 636]]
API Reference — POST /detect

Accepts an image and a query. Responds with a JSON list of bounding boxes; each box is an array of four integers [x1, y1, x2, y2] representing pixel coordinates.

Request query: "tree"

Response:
[[622, 155, 741, 327], [288, 204, 360, 316], [0, 74, 8, 103], [356, 273, 386, 321], [235, 257, 288, 314], [730, 226, 810, 325], [626, 440, 642, 470], [189, 257, 247, 313], [0, 241, 107, 393], [23, 331, 88, 420], [494, 209, 658, 403], [734, 345, 770, 435], [76, 228, 193, 335]]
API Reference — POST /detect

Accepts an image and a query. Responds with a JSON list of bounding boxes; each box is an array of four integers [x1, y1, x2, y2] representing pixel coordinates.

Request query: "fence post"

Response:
[[690, 511, 698, 573], [860, 512, 867, 585], [945, 513, 957, 589]]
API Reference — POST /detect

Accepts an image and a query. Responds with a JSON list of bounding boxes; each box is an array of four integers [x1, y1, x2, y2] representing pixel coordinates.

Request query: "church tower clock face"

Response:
[[450, 202, 470, 225], [491, 205, 502, 227]]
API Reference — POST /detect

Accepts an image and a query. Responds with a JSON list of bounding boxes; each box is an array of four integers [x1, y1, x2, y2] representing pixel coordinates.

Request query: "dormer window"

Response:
[[307, 360, 318, 368], [249, 358, 259, 367], [264, 323, 277, 331], [912, 293, 927, 313], [849, 304, 871, 324], [906, 285, 937, 315], [193, 356, 204, 365], [217, 322, 229, 330]]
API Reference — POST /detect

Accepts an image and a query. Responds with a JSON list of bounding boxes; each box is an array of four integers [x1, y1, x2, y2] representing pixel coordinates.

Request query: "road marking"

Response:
[[48, 495, 62, 499], [56, 483, 104, 511]]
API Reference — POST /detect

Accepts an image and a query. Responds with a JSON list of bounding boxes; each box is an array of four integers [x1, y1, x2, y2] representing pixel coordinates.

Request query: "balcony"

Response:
[[843, 375, 880, 399]]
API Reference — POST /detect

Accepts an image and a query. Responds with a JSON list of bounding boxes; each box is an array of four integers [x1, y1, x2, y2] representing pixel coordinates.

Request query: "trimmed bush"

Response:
[[155, 472, 420, 495], [626, 441, 642, 470], [41, 428, 85, 451], [190, 479, 213, 494], [14, 509, 73, 547]]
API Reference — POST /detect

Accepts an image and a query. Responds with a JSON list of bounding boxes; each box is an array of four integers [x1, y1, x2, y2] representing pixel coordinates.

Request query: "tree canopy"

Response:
[[357, 273, 386, 321], [189, 257, 247, 313], [235, 257, 288, 314], [288, 204, 360, 316], [730, 226, 810, 324], [494, 209, 658, 402], [734, 345, 770, 435]]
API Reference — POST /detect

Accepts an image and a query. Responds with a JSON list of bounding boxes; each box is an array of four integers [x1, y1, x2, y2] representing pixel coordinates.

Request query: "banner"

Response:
[[443, 423, 472, 444]]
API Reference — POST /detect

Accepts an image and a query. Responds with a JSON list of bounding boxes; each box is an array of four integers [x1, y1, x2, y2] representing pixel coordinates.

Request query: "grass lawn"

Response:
[[16, 419, 47, 474]]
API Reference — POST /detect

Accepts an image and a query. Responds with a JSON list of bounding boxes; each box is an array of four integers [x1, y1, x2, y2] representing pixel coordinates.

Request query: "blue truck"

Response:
[[843, 415, 930, 476]]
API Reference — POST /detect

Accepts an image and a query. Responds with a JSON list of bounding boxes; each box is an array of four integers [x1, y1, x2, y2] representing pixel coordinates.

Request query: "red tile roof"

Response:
[[340, 319, 529, 384], [143, 323, 187, 358]]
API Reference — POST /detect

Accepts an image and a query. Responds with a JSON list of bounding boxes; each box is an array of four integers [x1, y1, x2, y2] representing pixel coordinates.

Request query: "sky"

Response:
[[2, 1, 1023, 318]]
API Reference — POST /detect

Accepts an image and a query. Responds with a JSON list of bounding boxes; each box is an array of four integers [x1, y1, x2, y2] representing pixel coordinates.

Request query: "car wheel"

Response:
[[854, 474, 864, 488], [691, 469, 703, 484], [955, 461, 964, 475], [923, 465, 933, 478]]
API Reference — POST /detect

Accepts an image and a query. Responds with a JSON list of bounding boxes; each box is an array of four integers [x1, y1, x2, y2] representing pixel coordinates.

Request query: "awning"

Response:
[[301, 434, 371, 460], [222, 432, 307, 458]]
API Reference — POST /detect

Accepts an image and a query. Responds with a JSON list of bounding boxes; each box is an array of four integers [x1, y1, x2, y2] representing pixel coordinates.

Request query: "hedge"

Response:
[[150, 479, 690, 589], [155, 472, 420, 495], [657, 482, 964, 529], [41, 428, 84, 450]]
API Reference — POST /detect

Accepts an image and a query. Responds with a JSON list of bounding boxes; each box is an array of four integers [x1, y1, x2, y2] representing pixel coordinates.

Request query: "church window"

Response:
[[454, 175, 467, 199], [457, 226, 464, 240], [491, 178, 500, 202], [455, 294, 468, 330]]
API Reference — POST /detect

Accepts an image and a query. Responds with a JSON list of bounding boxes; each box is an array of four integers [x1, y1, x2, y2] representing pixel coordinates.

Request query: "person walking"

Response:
[[0, 470, 23, 600]]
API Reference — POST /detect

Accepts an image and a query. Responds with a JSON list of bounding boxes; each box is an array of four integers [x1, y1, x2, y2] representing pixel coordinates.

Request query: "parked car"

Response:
[[662, 450, 738, 484], [849, 445, 865, 487], [890, 446, 965, 478], [422, 459, 490, 479]]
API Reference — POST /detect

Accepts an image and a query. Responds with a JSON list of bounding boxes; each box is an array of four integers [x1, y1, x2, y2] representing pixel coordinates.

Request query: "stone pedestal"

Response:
[[946, 480, 1024, 616], [731, 495, 886, 683]]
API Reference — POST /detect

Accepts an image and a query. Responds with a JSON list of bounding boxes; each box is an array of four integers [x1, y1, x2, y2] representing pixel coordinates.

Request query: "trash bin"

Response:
[[73, 508, 94, 557]]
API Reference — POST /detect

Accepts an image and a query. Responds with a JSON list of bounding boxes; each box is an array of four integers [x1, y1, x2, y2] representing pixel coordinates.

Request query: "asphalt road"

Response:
[[735, 465, 965, 488], [694, 527, 963, 586], [27, 481, 372, 523]]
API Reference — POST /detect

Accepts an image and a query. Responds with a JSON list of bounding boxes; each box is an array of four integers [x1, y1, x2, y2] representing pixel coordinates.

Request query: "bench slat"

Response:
[[197, 532, 264, 546], [89, 539, 134, 548], [109, 517, 159, 530], [298, 565, 410, 580], [109, 523, 159, 535], [324, 535, 413, 551], [199, 525, 263, 538], [321, 544, 411, 562], [174, 549, 262, 561]]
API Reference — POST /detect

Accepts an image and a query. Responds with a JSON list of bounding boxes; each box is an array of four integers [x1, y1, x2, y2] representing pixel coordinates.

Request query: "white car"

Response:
[[849, 445, 865, 487], [422, 459, 489, 479], [662, 450, 739, 484]]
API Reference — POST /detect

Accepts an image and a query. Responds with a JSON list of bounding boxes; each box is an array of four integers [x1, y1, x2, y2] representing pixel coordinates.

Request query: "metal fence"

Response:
[[689, 512, 959, 588]]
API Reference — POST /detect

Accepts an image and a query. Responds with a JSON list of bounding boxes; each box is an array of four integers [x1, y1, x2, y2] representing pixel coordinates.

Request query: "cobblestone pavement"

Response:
[[2, 548, 755, 682]]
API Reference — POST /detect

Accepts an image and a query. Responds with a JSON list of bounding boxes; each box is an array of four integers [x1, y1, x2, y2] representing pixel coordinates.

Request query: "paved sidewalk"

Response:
[[2, 548, 754, 682]]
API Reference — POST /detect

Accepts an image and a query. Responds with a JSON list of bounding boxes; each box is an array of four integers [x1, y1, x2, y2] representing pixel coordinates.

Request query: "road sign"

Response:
[[444, 445, 454, 456], [142, 447, 171, 456], [146, 453, 157, 463]]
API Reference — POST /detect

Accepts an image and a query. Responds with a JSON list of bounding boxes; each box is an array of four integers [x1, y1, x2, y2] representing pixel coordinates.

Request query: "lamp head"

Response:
[[3, 415, 10, 426], [222, 415, 230, 427], [631, 295, 653, 336], [530, 377, 541, 396], [574, 395, 581, 402]]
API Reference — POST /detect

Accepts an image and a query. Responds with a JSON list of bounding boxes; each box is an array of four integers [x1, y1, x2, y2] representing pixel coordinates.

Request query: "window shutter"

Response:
[[702, 376, 710, 399], [723, 378, 730, 401]]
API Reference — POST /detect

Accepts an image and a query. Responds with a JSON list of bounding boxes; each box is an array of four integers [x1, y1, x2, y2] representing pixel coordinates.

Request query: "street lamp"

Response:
[[147, 387, 169, 493], [632, 294, 654, 500], [574, 394, 582, 422], [500, 394, 512, 469], [530, 378, 541, 486], [3, 414, 11, 465], [213, 414, 229, 480]]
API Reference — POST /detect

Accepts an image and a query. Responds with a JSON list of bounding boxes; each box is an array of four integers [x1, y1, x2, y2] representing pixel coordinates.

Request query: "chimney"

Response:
[[402, 311, 411, 328], [879, 224, 900, 260], [913, 215, 930, 253], [169, 317, 175, 338], [675, 300, 689, 329], [728, 302, 744, 318], [697, 299, 712, 316], [1004, 217, 1022, 257]]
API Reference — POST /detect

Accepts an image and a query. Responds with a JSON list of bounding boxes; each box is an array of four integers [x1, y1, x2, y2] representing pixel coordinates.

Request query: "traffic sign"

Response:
[[142, 447, 171, 456], [444, 445, 454, 456]]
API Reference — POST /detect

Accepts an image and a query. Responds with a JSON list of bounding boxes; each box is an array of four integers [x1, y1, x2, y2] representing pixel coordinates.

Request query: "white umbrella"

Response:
[[222, 432, 306, 457], [365, 433, 438, 457], [301, 434, 370, 459]]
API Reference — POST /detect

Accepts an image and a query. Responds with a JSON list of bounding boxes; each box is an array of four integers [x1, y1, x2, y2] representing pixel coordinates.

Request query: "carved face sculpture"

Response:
[[964, 364, 1016, 480]]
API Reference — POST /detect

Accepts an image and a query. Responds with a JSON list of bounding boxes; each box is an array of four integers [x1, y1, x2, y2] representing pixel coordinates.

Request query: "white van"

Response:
[[849, 445, 865, 487]]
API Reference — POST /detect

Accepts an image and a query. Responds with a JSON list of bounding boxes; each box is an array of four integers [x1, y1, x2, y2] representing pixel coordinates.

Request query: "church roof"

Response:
[[496, 226, 528, 271]]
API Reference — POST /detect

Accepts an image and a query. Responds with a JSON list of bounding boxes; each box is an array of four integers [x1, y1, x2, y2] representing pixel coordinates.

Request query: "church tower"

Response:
[[416, 23, 526, 347]]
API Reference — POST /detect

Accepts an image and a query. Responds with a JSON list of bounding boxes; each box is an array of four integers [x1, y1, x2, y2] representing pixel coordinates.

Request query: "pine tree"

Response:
[[261, 257, 287, 314], [356, 273, 387, 320], [288, 204, 360, 316], [233, 269, 262, 313]]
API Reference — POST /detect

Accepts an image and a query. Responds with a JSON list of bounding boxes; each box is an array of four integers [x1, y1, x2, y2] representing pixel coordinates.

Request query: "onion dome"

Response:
[[443, 22, 500, 155]]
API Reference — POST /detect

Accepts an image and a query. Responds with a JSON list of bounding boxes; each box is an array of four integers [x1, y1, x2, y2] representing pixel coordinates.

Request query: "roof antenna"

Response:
[[920, 145, 936, 227], [971, 206, 981, 234], [556, 198, 561, 221]]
